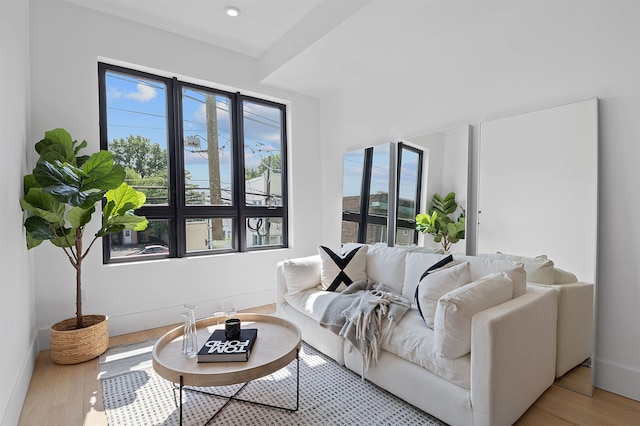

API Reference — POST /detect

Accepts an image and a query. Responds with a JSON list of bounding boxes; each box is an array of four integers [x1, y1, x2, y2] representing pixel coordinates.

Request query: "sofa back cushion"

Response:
[[342, 243, 412, 295], [402, 252, 448, 301], [478, 252, 555, 284], [434, 272, 514, 358], [282, 255, 322, 295], [454, 255, 526, 298]]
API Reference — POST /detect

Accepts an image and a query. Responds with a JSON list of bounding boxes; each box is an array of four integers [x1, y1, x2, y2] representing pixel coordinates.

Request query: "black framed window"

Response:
[[341, 142, 422, 246], [98, 63, 288, 262]]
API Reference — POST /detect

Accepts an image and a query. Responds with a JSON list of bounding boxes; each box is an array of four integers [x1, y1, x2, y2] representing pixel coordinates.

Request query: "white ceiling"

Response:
[[60, 0, 325, 57], [56, 0, 525, 99]]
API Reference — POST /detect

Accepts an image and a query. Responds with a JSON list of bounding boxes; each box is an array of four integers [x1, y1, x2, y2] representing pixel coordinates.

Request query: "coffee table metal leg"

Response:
[[180, 375, 184, 426], [181, 349, 301, 425]]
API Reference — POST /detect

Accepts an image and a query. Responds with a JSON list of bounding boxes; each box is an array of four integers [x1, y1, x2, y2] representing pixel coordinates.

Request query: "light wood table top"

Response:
[[152, 313, 301, 388]]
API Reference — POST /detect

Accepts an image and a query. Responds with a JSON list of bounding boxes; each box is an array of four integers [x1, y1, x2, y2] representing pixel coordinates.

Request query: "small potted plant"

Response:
[[416, 192, 465, 253], [19, 128, 148, 364]]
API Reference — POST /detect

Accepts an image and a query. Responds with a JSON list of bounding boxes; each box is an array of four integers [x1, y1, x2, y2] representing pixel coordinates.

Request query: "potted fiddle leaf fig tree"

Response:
[[20, 128, 148, 364], [416, 191, 465, 253]]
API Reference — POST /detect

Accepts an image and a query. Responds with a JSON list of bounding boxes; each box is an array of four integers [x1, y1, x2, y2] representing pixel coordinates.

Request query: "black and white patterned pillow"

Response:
[[415, 255, 460, 326], [318, 245, 368, 292]]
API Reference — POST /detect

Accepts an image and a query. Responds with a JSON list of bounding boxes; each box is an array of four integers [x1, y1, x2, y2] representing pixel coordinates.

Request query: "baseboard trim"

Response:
[[37, 289, 275, 348], [1, 334, 38, 426], [594, 358, 640, 402]]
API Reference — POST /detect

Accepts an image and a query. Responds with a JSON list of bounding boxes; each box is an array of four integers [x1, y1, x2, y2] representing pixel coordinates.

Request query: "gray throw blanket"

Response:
[[319, 279, 411, 373]]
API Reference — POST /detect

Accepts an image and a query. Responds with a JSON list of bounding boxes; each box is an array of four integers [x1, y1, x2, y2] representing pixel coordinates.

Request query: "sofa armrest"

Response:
[[470, 289, 558, 426], [276, 261, 288, 315], [529, 281, 594, 377]]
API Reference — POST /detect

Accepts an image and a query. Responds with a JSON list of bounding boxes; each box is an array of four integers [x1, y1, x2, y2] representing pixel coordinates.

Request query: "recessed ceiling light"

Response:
[[225, 6, 241, 17]]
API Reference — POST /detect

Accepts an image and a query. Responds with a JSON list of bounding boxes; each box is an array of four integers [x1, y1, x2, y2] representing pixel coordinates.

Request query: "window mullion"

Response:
[[234, 93, 247, 251], [171, 78, 186, 257], [358, 147, 374, 243]]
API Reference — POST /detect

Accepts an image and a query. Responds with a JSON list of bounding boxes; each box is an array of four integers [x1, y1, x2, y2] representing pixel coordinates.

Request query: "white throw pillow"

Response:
[[434, 272, 514, 359], [318, 245, 368, 292], [402, 252, 447, 301], [478, 252, 555, 285], [364, 244, 411, 294], [416, 261, 472, 329], [553, 267, 578, 284], [455, 255, 526, 298], [282, 255, 322, 295]]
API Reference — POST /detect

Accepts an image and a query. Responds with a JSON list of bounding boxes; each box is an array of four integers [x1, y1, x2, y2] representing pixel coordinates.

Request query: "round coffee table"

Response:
[[152, 313, 302, 425]]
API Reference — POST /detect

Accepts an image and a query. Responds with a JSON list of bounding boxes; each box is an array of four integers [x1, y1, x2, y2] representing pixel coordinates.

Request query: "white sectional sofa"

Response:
[[276, 243, 560, 426]]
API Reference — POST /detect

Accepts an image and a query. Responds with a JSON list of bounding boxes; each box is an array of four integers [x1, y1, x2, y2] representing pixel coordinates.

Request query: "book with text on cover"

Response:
[[197, 328, 258, 363]]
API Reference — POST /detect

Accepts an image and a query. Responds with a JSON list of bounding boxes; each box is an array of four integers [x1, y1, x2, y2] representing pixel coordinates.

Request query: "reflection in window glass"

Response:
[[366, 224, 387, 244], [395, 228, 416, 246], [246, 217, 283, 247], [105, 71, 169, 205], [109, 219, 170, 259], [185, 218, 233, 252], [398, 148, 420, 221], [343, 151, 364, 213], [341, 221, 359, 245], [182, 89, 233, 206], [243, 101, 283, 207], [368, 144, 390, 216]]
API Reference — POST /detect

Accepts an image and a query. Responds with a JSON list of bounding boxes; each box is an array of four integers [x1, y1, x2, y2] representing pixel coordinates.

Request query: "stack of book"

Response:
[[197, 328, 258, 363]]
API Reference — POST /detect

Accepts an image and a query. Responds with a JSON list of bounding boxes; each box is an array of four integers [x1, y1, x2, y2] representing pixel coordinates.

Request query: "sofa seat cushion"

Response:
[[284, 288, 344, 322], [381, 309, 471, 389]]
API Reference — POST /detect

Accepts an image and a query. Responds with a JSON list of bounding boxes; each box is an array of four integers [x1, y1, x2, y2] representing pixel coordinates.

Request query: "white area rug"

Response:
[[100, 340, 447, 425]]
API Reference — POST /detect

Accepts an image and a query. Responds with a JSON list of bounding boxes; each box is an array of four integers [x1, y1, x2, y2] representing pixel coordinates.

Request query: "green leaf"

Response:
[[33, 160, 82, 189], [67, 205, 95, 228], [81, 151, 125, 190], [106, 183, 146, 216], [74, 139, 88, 154], [76, 155, 90, 167], [35, 129, 76, 164], [23, 174, 39, 195], [24, 216, 57, 240], [107, 215, 148, 230], [20, 188, 65, 226], [98, 183, 148, 237], [50, 229, 75, 248], [25, 233, 43, 249]]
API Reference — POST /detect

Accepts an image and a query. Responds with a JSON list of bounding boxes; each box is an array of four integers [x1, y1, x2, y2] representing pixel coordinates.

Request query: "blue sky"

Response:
[[105, 71, 282, 196], [343, 143, 420, 205]]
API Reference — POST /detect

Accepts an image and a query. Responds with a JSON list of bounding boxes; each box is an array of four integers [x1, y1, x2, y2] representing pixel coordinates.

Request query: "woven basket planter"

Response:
[[50, 314, 109, 365]]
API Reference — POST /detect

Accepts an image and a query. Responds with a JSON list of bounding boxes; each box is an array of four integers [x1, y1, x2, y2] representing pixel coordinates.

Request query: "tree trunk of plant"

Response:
[[75, 227, 83, 329]]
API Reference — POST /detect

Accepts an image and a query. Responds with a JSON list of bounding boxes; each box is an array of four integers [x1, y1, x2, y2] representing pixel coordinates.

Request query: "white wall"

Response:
[[0, 0, 37, 424], [29, 1, 322, 346], [319, 2, 640, 400]]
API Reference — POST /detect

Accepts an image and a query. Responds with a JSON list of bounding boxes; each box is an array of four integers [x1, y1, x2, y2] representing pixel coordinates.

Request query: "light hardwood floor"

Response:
[[19, 304, 640, 425]]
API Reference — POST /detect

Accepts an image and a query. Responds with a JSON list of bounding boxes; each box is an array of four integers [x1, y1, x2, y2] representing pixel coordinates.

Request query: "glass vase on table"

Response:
[[181, 304, 198, 359]]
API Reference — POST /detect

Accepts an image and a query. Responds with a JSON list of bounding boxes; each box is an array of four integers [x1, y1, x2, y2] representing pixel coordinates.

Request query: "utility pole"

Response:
[[206, 94, 224, 242]]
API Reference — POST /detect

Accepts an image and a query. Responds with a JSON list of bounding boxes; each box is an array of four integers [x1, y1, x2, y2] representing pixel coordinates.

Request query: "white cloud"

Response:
[[108, 87, 122, 99], [194, 104, 206, 123], [125, 83, 157, 102]]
